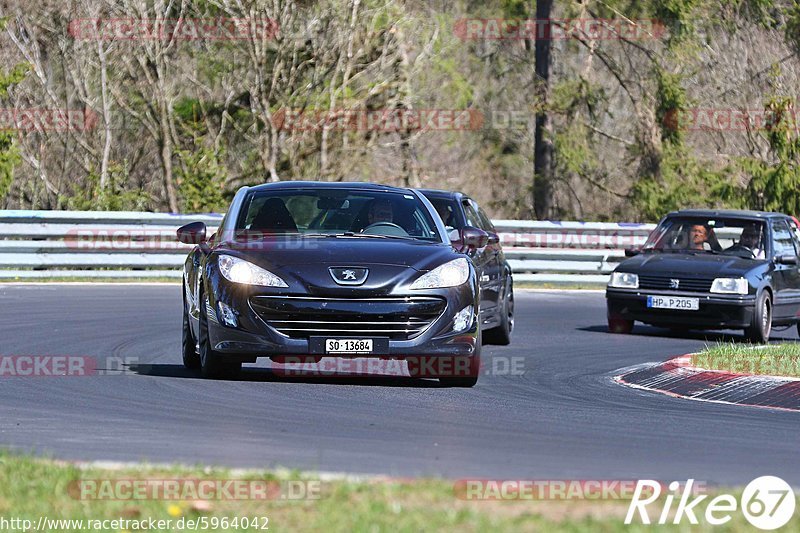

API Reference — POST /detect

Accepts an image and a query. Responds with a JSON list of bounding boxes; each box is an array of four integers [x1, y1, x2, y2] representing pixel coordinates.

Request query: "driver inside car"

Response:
[[367, 199, 394, 225], [730, 224, 765, 259]]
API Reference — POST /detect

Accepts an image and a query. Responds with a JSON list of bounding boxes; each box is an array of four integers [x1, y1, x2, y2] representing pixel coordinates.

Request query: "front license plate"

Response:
[[647, 295, 699, 311], [325, 338, 373, 354]]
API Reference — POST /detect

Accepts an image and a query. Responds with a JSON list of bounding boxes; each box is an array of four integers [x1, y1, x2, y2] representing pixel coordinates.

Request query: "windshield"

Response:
[[235, 189, 441, 242], [643, 216, 767, 259]]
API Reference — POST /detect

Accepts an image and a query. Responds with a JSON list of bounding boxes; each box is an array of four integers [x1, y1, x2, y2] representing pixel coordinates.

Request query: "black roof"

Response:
[[246, 181, 415, 193], [417, 188, 466, 200], [667, 209, 790, 220]]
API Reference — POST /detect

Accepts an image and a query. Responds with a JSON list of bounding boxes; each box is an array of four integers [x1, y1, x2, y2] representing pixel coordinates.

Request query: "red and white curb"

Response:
[[614, 354, 800, 412]]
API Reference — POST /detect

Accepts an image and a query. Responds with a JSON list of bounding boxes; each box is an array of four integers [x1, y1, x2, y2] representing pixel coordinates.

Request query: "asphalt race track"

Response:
[[2, 284, 799, 485]]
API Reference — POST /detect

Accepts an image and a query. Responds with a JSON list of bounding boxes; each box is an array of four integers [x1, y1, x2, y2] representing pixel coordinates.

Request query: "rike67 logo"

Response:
[[626, 476, 795, 530]]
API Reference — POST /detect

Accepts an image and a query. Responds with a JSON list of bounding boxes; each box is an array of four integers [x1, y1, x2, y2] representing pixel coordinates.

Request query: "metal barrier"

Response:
[[0, 211, 655, 284]]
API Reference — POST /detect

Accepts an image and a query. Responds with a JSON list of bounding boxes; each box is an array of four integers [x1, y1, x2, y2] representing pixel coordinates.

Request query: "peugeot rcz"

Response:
[[177, 182, 482, 386]]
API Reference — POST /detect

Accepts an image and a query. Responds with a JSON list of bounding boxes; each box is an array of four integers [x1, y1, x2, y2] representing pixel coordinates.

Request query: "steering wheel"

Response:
[[361, 221, 409, 236], [727, 243, 755, 257]]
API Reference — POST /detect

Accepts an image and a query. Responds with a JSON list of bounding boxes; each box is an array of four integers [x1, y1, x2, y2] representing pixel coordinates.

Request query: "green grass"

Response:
[[694, 342, 800, 377], [1, 453, 798, 532]]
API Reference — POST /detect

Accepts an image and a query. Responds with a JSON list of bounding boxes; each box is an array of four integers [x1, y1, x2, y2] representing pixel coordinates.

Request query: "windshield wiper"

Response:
[[346, 233, 423, 241], [304, 232, 423, 241]]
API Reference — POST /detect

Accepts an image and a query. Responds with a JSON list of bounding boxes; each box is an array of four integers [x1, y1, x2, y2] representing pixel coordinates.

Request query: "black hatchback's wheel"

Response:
[[182, 285, 200, 370], [745, 290, 772, 343], [607, 316, 634, 334], [198, 291, 241, 379], [484, 276, 514, 346]]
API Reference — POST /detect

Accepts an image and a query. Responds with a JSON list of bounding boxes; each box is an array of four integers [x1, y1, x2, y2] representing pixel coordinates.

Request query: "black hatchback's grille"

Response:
[[638, 275, 714, 292], [249, 296, 447, 340]]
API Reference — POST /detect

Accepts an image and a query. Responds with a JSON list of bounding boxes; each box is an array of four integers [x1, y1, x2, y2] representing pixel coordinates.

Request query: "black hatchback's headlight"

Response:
[[710, 277, 748, 294], [608, 272, 638, 289]]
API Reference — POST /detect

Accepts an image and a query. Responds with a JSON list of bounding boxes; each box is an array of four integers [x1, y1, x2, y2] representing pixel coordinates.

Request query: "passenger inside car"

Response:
[[250, 197, 298, 233]]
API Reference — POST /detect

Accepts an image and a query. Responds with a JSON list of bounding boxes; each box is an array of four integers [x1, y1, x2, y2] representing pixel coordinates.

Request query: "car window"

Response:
[[462, 201, 482, 228], [236, 189, 440, 241], [474, 203, 496, 233], [427, 197, 459, 230], [771, 220, 797, 257], [788, 218, 800, 251], [642, 216, 767, 258]]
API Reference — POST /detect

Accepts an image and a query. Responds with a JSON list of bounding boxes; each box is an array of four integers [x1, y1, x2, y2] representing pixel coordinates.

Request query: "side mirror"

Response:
[[624, 248, 640, 257], [177, 222, 207, 245], [461, 226, 489, 250], [776, 254, 798, 265], [486, 231, 500, 245]]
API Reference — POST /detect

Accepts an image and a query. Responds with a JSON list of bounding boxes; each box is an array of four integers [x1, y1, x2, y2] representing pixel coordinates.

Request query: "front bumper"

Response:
[[606, 288, 756, 328], [204, 277, 479, 359]]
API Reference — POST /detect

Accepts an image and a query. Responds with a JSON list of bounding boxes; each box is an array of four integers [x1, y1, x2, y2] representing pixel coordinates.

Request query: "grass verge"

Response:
[[693, 342, 800, 377], [0, 453, 796, 532]]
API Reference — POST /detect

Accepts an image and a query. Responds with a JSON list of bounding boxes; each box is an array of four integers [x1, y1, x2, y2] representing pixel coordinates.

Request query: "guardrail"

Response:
[[0, 211, 655, 284]]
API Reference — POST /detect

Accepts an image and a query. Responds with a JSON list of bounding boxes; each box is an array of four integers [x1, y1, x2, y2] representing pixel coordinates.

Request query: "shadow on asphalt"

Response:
[[127, 362, 449, 388], [578, 324, 799, 343]]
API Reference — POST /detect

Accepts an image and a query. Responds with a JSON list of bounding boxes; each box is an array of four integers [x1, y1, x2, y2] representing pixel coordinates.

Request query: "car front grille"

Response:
[[638, 275, 714, 292], [249, 295, 447, 340]]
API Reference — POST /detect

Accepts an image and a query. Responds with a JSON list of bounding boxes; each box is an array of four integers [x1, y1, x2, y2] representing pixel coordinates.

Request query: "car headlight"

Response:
[[218, 254, 288, 287], [710, 277, 748, 295], [608, 272, 638, 289], [410, 258, 470, 289]]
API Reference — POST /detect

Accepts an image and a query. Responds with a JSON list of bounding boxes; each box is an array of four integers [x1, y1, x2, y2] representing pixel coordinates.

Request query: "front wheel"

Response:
[[744, 290, 772, 343], [198, 292, 242, 379], [607, 315, 634, 334], [437, 356, 480, 388], [407, 337, 481, 388], [182, 287, 200, 370]]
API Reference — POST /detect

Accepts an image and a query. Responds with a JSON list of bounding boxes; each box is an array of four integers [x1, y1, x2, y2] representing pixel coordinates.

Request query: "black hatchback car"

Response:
[[606, 209, 800, 342], [418, 189, 514, 345]]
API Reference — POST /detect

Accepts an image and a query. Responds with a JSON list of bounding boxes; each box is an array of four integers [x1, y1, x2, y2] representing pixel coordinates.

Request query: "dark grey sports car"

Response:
[[177, 182, 483, 386], [418, 189, 514, 345], [606, 209, 800, 342]]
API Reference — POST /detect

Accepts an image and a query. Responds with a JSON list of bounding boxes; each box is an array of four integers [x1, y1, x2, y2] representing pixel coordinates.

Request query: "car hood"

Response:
[[212, 235, 464, 295], [619, 252, 765, 277], [215, 235, 456, 271]]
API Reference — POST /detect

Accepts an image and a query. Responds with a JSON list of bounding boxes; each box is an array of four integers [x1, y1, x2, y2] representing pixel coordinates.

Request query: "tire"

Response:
[[198, 289, 241, 379], [440, 327, 481, 388], [407, 331, 481, 388], [607, 315, 634, 334], [483, 276, 514, 346], [437, 355, 480, 388], [182, 285, 200, 370], [745, 290, 772, 343]]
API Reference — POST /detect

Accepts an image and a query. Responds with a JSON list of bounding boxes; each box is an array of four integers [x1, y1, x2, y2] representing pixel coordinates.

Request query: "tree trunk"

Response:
[[533, 0, 555, 219]]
